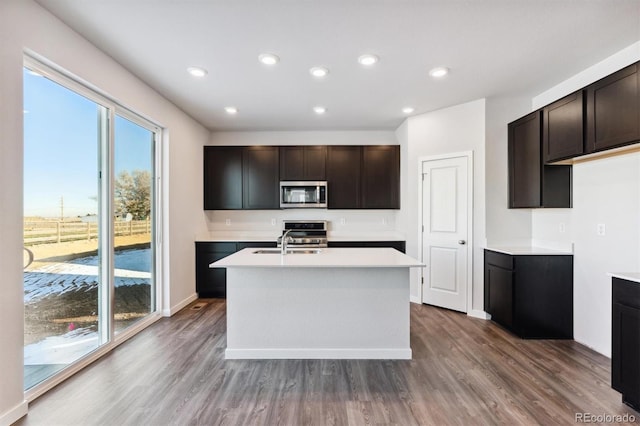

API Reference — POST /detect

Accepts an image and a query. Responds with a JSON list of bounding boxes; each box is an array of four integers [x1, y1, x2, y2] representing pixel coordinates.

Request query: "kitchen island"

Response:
[[210, 247, 423, 360]]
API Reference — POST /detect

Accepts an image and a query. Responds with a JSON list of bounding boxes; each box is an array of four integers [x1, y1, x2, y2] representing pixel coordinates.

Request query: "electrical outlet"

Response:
[[225, 219, 231, 226], [559, 223, 565, 233], [597, 223, 606, 236]]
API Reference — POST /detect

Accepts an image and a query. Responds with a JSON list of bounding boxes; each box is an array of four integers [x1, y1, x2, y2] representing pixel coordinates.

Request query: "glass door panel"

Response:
[[113, 115, 155, 333], [23, 67, 104, 389]]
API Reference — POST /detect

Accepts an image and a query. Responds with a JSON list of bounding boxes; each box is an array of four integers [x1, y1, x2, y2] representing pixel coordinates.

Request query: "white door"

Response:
[[421, 155, 470, 312]]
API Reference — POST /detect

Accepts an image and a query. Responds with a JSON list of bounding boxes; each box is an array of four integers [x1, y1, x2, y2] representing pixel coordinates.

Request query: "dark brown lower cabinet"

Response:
[[484, 249, 573, 338], [612, 277, 640, 410], [195, 241, 277, 298]]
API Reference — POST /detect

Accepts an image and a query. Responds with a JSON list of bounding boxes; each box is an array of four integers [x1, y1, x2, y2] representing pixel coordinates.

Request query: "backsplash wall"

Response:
[[204, 209, 399, 235]]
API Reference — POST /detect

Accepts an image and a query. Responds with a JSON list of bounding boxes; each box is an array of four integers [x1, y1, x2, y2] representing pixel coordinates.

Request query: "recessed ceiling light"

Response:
[[309, 67, 329, 78], [224, 106, 238, 114], [429, 67, 449, 78], [402, 107, 415, 114], [187, 67, 208, 78], [258, 53, 280, 65], [313, 106, 327, 114], [358, 54, 379, 66]]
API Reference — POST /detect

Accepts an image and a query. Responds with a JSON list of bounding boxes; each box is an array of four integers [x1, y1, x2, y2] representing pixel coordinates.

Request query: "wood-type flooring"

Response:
[[16, 300, 639, 425]]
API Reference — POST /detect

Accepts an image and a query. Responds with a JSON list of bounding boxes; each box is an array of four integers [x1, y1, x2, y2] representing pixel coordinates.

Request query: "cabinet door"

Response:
[[543, 91, 584, 163], [303, 145, 327, 180], [485, 264, 514, 329], [508, 111, 541, 208], [362, 145, 400, 209], [203, 146, 243, 210], [195, 243, 236, 298], [279, 146, 304, 181], [327, 146, 362, 209], [280, 146, 327, 180], [586, 62, 640, 153], [243, 146, 279, 209], [612, 302, 640, 406]]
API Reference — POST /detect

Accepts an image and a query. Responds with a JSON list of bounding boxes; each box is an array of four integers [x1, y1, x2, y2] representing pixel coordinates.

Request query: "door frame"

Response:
[[417, 151, 474, 313]]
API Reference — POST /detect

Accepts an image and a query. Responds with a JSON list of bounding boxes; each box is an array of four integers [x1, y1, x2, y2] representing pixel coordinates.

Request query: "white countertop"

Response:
[[196, 231, 406, 243], [609, 273, 640, 284], [210, 247, 424, 268], [485, 246, 573, 256]]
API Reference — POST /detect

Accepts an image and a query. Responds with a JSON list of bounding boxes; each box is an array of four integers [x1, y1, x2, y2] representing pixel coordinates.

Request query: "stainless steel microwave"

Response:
[[280, 181, 328, 208]]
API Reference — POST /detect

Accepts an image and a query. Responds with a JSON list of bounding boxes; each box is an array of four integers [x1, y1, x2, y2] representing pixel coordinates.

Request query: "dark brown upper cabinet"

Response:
[[508, 112, 572, 208], [543, 90, 584, 163], [327, 146, 362, 209], [205, 144, 400, 210], [509, 112, 542, 208], [204, 146, 279, 210], [326, 145, 400, 209], [362, 145, 400, 209], [279, 145, 326, 181], [204, 146, 243, 210], [242, 146, 280, 209], [586, 62, 640, 153]]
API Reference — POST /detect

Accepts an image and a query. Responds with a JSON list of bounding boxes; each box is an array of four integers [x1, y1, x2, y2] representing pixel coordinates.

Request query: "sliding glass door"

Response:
[[113, 115, 155, 334], [23, 60, 159, 391]]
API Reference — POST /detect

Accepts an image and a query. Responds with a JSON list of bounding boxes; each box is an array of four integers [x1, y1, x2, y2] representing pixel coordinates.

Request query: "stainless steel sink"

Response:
[[252, 249, 322, 254]]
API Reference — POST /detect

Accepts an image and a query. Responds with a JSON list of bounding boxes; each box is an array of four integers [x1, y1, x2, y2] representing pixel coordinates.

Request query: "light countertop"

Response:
[[485, 246, 573, 256], [210, 247, 424, 268], [196, 231, 406, 243], [609, 273, 640, 284]]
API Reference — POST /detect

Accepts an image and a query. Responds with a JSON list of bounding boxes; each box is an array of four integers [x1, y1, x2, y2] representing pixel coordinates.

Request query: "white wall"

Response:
[[403, 99, 486, 310], [484, 96, 535, 247], [206, 130, 401, 236], [0, 1, 209, 423], [531, 41, 640, 356]]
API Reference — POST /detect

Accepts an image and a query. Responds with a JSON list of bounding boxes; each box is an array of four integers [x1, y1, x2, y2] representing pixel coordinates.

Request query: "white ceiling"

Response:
[[35, 0, 640, 131]]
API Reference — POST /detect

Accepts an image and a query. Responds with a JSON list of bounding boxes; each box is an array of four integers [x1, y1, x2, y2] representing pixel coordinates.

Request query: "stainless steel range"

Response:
[[277, 220, 328, 248]]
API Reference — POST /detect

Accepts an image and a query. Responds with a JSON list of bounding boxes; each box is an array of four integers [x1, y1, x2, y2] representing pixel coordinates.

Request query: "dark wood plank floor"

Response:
[[16, 300, 639, 425]]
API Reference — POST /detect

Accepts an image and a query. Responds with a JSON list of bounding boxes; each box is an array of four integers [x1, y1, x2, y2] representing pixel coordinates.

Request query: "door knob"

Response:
[[458, 240, 466, 245]]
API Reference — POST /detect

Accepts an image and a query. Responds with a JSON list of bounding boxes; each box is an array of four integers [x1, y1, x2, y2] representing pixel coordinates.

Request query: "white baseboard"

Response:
[[468, 309, 490, 320], [0, 400, 28, 426], [163, 292, 198, 317], [225, 348, 412, 360], [410, 295, 421, 304]]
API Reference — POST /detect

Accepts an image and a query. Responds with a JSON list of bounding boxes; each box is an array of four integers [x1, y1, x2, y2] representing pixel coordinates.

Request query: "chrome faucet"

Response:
[[279, 229, 293, 255]]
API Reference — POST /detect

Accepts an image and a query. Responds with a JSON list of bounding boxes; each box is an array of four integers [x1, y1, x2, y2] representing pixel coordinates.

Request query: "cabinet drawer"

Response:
[[484, 250, 513, 270], [197, 242, 237, 252], [613, 277, 640, 309]]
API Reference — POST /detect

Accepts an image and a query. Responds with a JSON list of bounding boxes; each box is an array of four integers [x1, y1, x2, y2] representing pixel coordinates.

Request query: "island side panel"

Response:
[[225, 267, 411, 359]]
